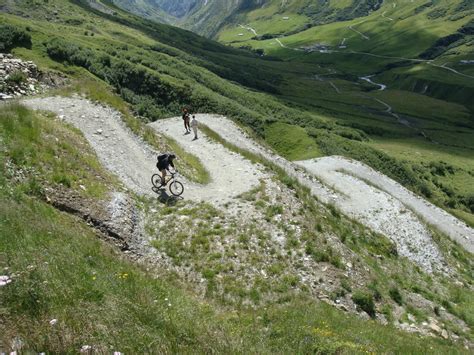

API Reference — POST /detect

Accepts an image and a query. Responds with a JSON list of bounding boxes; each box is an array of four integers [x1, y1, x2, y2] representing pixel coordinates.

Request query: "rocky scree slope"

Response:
[[0, 53, 52, 101]]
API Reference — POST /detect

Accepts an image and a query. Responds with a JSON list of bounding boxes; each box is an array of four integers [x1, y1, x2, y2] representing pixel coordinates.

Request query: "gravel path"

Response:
[[19, 97, 473, 270], [298, 158, 444, 273], [192, 114, 474, 271], [23, 96, 157, 196], [298, 157, 474, 254], [148, 118, 266, 205], [23, 97, 266, 205]]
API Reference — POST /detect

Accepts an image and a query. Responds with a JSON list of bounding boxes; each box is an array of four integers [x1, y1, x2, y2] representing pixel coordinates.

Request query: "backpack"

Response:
[[157, 154, 167, 162], [157, 154, 168, 170]]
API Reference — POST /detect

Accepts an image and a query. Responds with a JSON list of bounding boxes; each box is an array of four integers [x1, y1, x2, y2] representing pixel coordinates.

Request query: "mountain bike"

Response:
[[151, 171, 184, 196]]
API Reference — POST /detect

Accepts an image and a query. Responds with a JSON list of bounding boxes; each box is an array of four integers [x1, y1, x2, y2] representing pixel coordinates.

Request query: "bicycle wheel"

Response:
[[169, 181, 184, 196], [151, 174, 162, 188]]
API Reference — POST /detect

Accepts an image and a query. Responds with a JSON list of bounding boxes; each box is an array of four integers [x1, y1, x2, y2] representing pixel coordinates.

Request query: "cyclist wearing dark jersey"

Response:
[[156, 154, 176, 185]]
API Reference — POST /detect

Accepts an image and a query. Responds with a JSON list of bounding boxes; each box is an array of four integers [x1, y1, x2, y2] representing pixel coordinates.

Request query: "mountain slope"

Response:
[[112, 0, 389, 38], [1, 0, 474, 351]]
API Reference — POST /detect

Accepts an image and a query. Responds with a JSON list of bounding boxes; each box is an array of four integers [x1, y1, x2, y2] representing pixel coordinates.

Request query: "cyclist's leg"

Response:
[[160, 169, 167, 186]]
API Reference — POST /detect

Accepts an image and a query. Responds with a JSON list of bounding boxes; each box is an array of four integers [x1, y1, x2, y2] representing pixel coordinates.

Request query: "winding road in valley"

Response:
[[360, 75, 387, 91], [239, 24, 258, 36]]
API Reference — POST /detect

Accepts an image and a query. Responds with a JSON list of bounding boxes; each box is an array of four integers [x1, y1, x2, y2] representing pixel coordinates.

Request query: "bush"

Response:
[[6, 70, 28, 85], [389, 287, 403, 305], [0, 24, 32, 52], [352, 291, 376, 318], [464, 194, 474, 213]]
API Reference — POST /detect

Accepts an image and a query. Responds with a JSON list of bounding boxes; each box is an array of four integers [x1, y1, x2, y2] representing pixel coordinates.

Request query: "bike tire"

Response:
[[169, 181, 184, 196], [151, 174, 162, 188]]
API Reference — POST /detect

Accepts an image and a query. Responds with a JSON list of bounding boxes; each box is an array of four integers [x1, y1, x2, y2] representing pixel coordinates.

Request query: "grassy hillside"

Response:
[[1, 0, 473, 348], [1, 101, 472, 353], [215, 0, 474, 225], [1, 0, 473, 225]]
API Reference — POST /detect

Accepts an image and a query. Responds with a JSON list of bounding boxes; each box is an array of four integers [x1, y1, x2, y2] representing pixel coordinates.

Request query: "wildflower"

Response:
[[92, 276, 96, 281], [0, 275, 12, 287], [80, 345, 93, 353], [49, 319, 58, 326]]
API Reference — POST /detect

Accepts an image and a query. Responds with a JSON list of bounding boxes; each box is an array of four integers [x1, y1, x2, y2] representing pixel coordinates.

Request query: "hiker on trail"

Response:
[[182, 108, 191, 134], [156, 153, 177, 186], [191, 115, 199, 140]]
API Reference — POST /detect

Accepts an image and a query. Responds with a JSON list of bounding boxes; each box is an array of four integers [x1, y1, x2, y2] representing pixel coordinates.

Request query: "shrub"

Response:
[[389, 287, 403, 305], [6, 70, 28, 85], [464, 194, 474, 213], [352, 291, 376, 318], [419, 182, 433, 198], [0, 24, 32, 51]]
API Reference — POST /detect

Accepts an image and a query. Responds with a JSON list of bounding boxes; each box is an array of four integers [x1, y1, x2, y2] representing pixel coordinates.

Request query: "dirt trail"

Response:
[[238, 24, 258, 36], [23, 96, 266, 205], [300, 157, 474, 254], [296, 157, 472, 272], [191, 114, 474, 271], [19, 97, 473, 270], [348, 20, 370, 40], [148, 118, 266, 205], [23, 96, 157, 196]]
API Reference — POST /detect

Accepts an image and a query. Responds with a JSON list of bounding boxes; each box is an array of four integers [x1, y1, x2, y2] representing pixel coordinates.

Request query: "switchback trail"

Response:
[[20, 98, 473, 270], [23, 96, 267, 205], [149, 118, 266, 205], [24, 96, 157, 196], [191, 115, 474, 270]]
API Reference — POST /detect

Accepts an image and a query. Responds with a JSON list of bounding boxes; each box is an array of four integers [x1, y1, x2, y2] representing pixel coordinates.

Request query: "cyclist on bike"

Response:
[[156, 153, 177, 186]]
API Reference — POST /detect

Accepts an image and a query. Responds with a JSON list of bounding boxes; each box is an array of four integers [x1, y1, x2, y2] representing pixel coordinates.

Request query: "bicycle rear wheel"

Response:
[[151, 174, 162, 188], [169, 181, 184, 196]]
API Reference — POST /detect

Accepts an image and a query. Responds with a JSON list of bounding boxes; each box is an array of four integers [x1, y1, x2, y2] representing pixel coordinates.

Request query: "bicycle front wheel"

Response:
[[169, 181, 184, 196], [151, 174, 162, 188]]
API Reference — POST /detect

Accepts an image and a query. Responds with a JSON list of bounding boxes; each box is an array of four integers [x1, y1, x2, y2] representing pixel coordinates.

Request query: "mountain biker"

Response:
[[156, 153, 177, 186]]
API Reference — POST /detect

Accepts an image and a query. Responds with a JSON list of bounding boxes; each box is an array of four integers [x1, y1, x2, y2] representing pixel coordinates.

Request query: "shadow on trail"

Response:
[[152, 187, 181, 205]]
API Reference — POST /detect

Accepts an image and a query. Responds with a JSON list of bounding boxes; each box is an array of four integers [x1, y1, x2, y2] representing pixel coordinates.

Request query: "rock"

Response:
[[95, 129, 103, 135], [429, 323, 442, 334], [80, 345, 93, 353], [338, 304, 349, 312], [0, 94, 14, 100], [441, 329, 449, 339]]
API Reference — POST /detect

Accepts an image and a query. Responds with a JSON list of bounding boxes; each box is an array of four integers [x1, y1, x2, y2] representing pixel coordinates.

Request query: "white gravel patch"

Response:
[[23, 96, 157, 196], [149, 117, 266, 205], [192, 114, 474, 271]]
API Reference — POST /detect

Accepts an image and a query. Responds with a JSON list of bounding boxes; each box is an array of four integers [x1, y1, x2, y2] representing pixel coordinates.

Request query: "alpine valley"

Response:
[[0, 0, 473, 353]]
